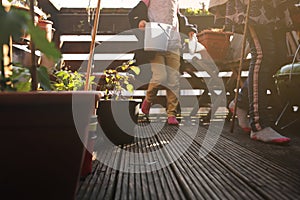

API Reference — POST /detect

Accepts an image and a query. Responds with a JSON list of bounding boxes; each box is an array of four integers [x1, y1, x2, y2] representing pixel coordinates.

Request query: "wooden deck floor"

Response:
[[77, 117, 300, 200]]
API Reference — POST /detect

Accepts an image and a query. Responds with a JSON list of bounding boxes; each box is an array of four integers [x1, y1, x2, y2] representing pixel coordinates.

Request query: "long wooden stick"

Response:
[[230, 0, 251, 133], [30, 0, 38, 91], [85, 0, 101, 91]]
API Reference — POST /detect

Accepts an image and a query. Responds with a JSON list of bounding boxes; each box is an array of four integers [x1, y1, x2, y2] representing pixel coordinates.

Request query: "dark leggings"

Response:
[[237, 25, 288, 131]]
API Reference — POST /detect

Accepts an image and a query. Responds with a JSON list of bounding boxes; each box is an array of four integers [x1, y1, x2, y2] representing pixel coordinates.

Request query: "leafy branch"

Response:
[[101, 60, 140, 100]]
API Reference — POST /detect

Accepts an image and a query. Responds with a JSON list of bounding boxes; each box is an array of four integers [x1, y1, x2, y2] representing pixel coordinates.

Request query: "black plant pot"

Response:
[[97, 99, 141, 145], [0, 91, 98, 199]]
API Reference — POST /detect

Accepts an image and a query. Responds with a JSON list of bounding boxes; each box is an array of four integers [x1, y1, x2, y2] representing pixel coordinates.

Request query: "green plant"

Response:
[[1, 64, 31, 91], [183, 8, 211, 16], [51, 68, 95, 91], [100, 60, 140, 100], [0, 3, 61, 91], [1, 63, 51, 92]]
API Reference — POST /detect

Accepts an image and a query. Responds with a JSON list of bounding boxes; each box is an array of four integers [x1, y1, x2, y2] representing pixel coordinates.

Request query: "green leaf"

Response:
[[130, 66, 140, 75], [27, 23, 61, 62], [126, 84, 134, 93], [128, 60, 135, 65], [53, 82, 64, 91], [121, 65, 127, 71], [16, 81, 31, 92], [68, 82, 75, 90], [0, 6, 29, 44], [37, 66, 51, 90]]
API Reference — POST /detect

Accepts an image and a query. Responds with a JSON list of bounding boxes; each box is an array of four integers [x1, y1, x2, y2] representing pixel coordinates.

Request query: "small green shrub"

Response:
[[100, 60, 140, 100], [51, 68, 95, 91]]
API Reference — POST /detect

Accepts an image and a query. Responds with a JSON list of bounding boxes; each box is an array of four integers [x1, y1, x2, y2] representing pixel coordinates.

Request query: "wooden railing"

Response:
[[60, 33, 249, 113]]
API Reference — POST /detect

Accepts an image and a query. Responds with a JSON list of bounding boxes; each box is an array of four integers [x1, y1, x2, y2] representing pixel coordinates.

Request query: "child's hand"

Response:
[[188, 31, 196, 39], [138, 20, 147, 30]]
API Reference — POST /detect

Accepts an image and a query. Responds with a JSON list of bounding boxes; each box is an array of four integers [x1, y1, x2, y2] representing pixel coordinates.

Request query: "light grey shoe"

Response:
[[250, 127, 290, 144]]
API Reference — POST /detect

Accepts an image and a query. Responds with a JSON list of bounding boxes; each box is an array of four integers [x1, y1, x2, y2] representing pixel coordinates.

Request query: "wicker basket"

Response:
[[197, 29, 233, 62]]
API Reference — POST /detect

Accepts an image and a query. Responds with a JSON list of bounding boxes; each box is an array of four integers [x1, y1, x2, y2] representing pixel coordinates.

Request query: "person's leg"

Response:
[[248, 24, 274, 130], [141, 52, 167, 114], [247, 25, 290, 143], [146, 52, 167, 102], [229, 78, 251, 132], [164, 50, 180, 117], [237, 79, 249, 110]]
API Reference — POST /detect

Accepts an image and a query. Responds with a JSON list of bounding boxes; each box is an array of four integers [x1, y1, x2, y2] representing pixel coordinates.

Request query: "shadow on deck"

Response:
[[77, 117, 300, 200]]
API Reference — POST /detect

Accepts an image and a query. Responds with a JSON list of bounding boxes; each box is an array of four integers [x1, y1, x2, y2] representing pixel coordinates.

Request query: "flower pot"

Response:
[[96, 99, 141, 145], [37, 19, 54, 42], [0, 91, 98, 199]]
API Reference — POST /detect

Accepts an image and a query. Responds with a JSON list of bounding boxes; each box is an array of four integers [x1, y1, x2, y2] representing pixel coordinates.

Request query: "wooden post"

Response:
[[230, 0, 251, 133], [85, 0, 101, 91], [29, 0, 38, 91], [1, 0, 5, 91]]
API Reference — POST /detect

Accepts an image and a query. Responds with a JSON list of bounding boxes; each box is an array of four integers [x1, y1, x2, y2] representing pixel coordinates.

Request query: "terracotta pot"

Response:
[[37, 19, 54, 42], [197, 30, 233, 62]]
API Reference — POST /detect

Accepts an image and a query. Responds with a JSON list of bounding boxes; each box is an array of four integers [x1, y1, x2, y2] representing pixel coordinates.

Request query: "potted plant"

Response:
[[181, 5, 216, 31], [0, 2, 98, 198], [50, 66, 95, 91], [96, 60, 142, 145], [196, 28, 233, 63], [50, 66, 98, 178]]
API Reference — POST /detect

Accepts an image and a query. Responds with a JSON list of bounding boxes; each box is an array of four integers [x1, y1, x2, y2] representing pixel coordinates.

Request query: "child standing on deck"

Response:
[[129, 0, 197, 125]]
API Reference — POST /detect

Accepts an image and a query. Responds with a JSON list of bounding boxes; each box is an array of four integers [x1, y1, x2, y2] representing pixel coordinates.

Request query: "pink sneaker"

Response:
[[141, 99, 151, 115], [168, 116, 179, 125]]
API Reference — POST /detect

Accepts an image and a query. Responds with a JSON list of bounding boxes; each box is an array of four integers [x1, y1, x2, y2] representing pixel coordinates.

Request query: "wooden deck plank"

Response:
[[180, 123, 300, 199], [77, 120, 300, 200], [156, 125, 256, 200], [143, 124, 188, 200], [168, 125, 264, 200], [137, 123, 185, 200], [138, 123, 165, 199], [135, 133, 152, 200]]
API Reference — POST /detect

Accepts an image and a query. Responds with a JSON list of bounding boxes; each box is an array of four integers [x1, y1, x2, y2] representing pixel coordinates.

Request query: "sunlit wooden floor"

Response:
[[77, 110, 300, 200]]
